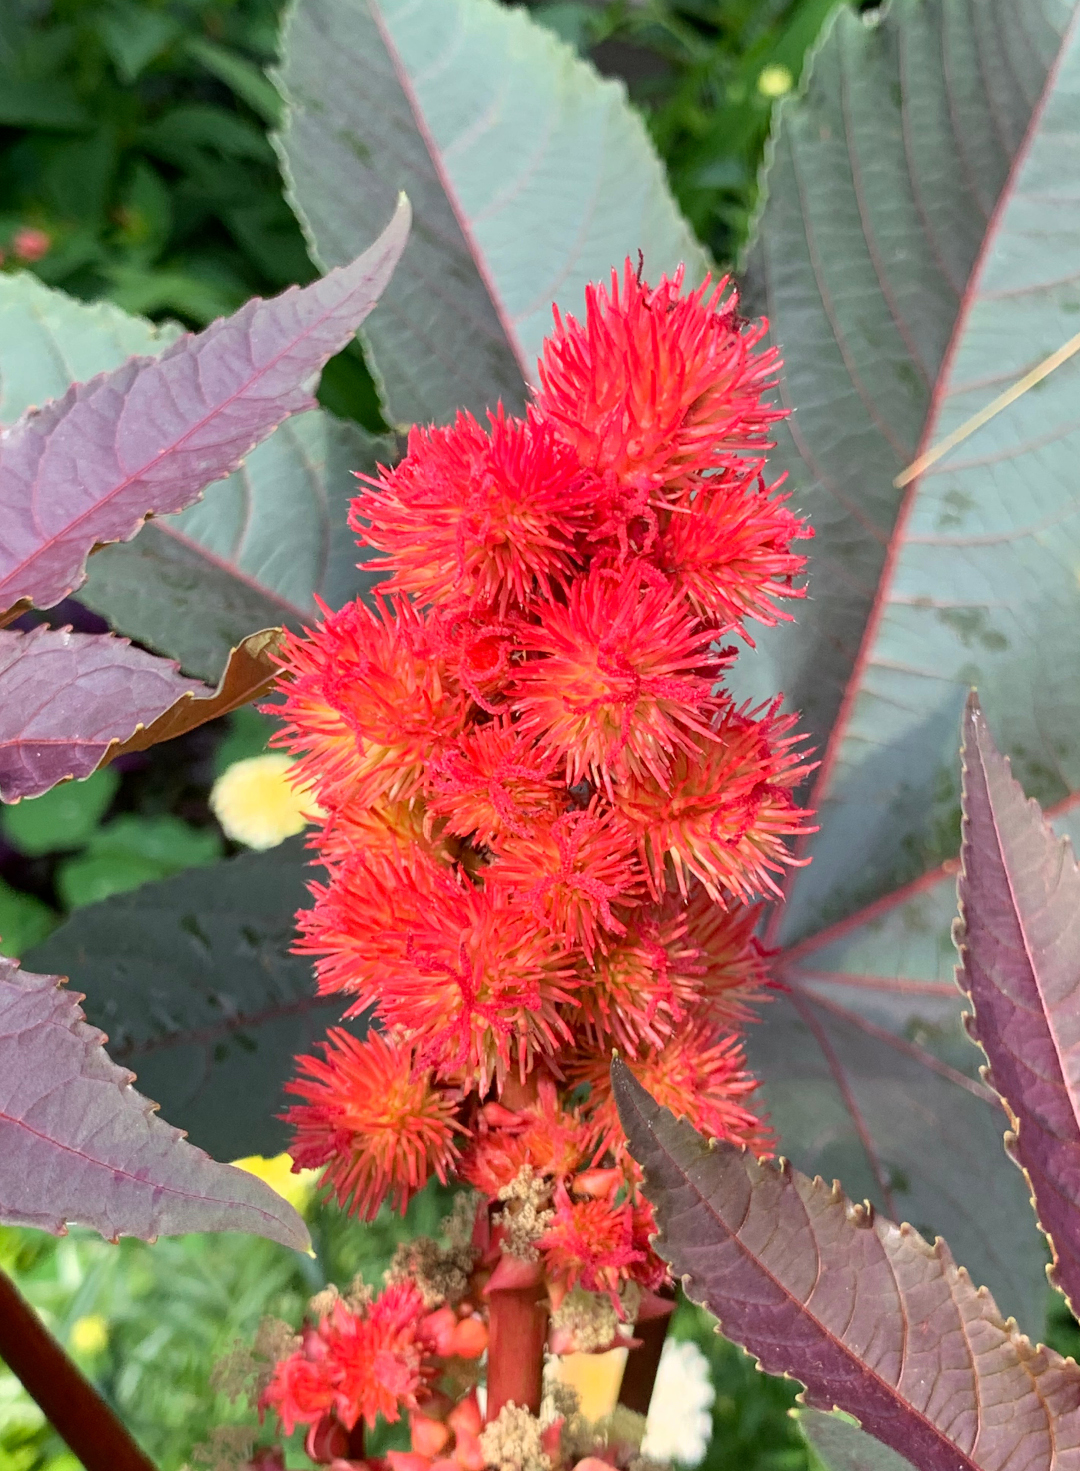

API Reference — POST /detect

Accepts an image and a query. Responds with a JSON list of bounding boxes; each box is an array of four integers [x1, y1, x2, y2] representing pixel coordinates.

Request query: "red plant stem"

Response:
[[485, 1283, 549, 1420], [0, 1266, 157, 1471], [618, 1312, 670, 1415]]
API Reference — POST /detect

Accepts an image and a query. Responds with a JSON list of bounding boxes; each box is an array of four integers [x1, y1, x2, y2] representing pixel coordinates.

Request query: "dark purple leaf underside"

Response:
[[0, 957, 309, 1249], [958, 694, 1080, 1312], [0, 625, 204, 801], [613, 1060, 1080, 1471], [0, 196, 410, 615]]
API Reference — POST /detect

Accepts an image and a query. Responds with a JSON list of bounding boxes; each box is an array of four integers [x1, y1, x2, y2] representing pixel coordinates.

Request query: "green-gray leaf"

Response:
[[273, 0, 707, 429], [24, 840, 365, 1162], [732, 0, 1080, 941], [0, 272, 393, 682], [746, 986, 1047, 1332], [796, 1410, 917, 1471]]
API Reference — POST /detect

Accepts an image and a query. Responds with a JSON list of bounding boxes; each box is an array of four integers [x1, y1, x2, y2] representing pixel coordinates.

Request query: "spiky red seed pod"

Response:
[[484, 803, 641, 958], [571, 1020, 771, 1159], [657, 470, 810, 630], [297, 852, 578, 1090], [511, 564, 729, 791], [272, 595, 467, 812], [536, 259, 784, 497], [614, 701, 816, 902], [352, 408, 596, 613], [426, 717, 563, 846], [283, 1029, 462, 1219], [458, 1080, 593, 1195]]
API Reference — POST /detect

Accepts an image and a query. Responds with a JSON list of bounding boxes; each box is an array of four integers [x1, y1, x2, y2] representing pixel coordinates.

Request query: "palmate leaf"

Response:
[[614, 1060, 1080, 1471], [0, 624, 281, 802], [0, 196, 409, 623], [0, 276, 394, 683], [727, 0, 1080, 1335], [736, 0, 1080, 939], [957, 694, 1080, 1314], [274, 0, 708, 429], [25, 839, 364, 1162], [0, 955, 309, 1250]]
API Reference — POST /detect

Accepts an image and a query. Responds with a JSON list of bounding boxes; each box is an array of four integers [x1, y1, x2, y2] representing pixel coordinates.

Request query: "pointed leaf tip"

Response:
[[625, 1073, 1080, 1471], [0, 957, 311, 1251], [0, 201, 409, 614], [957, 702, 1080, 1316]]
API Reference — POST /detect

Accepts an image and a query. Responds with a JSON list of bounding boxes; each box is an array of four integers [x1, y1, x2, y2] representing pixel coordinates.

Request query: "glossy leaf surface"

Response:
[[0, 625, 280, 802], [0, 197, 408, 618], [0, 956, 309, 1249], [275, 0, 707, 427], [615, 1061, 1080, 1471], [0, 274, 394, 683], [957, 694, 1080, 1312], [26, 839, 365, 1161]]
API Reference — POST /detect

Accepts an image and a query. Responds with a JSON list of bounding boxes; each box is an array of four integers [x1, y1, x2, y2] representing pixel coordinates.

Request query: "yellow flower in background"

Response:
[[210, 753, 321, 850], [69, 1314, 108, 1356], [232, 1153, 322, 1214], [757, 63, 793, 97]]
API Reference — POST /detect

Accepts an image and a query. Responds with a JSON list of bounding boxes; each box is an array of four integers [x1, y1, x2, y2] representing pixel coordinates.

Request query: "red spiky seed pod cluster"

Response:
[[257, 260, 813, 1469]]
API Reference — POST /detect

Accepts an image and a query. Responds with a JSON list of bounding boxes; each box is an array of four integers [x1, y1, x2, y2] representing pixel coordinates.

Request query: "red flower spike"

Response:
[[272, 596, 467, 812], [262, 1283, 431, 1440], [614, 700, 816, 902], [536, 259, 784, 496], [485, 803, 641, 958], [512, 565, 728, 791], [283, 1029, 462, 1219], [658, 470, 810, 631], [353, 409, 595, 613]]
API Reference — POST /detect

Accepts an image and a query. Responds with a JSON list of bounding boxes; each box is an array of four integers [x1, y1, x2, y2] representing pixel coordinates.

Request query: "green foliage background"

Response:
[[0, 1, 1000, 1469]]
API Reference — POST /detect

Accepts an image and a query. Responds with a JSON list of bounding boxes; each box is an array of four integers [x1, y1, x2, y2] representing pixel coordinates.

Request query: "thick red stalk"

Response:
[[0, 1266, 157, 1471], [485, 1283, 549, 1420]]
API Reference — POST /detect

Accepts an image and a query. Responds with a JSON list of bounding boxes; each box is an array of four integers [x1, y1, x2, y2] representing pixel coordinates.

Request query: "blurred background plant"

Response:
[[0, 0, 883, 1467]]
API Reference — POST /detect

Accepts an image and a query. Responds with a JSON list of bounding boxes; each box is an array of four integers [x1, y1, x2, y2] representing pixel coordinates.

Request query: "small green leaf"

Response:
[[95, 4, 181, 82], [185, 36, 282, 125], [0, 882, 58, 960], [1, 769, 119, 857], [56, 816, 223, 909]]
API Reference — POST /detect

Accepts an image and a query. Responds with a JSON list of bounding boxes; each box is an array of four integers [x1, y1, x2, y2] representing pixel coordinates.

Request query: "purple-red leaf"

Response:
[[0, 195, 409, 617], [958, 692, 1080, 1313], [0, 624, 282, 802], [614, 1058, 1080, 1471], [0, 957, 309, 1249]]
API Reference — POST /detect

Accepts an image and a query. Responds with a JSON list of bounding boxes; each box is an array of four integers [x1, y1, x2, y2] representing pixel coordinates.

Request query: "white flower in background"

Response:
[[641, 1338, 715, 1466], [209, 753, 320, 849]]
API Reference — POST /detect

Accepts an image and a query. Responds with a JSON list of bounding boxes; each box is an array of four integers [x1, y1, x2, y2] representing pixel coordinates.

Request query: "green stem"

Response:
[[0, 1265, 157, 1471]]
